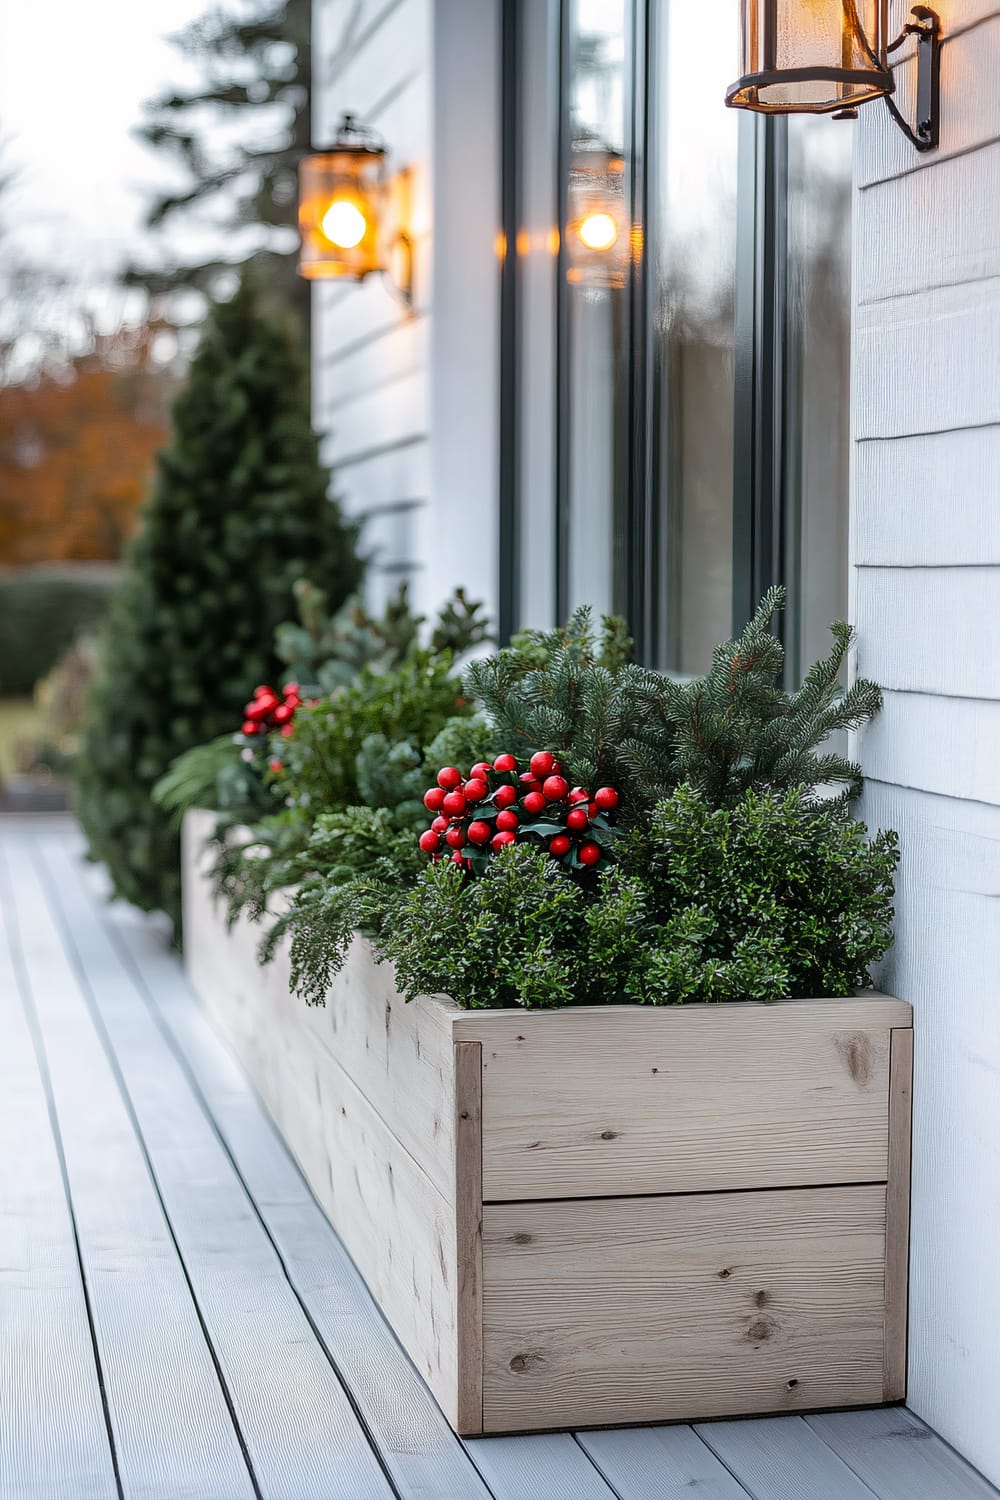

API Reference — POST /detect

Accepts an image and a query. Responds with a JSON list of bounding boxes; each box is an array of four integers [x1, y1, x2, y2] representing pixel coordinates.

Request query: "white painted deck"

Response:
[[1, 814, 996, 1500]]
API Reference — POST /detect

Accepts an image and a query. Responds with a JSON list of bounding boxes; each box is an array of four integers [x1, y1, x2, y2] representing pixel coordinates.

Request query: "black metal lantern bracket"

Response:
[[835, 6, 940, 151], [884, 6, 941, 152]]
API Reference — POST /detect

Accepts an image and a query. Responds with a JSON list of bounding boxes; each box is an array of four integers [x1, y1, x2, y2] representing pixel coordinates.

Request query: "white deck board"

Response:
[[0, 843, 119, 1500], [3, 817, 1000, 1500], [29, 829, 394, 1500]]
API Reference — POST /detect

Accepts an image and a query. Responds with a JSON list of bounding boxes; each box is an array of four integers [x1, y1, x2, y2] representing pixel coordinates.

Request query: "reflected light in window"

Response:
[[578, 211, 618, 250]]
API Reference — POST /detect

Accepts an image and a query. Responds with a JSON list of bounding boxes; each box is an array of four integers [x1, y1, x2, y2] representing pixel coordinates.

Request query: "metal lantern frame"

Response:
[[566, 134, 631, 289], [726, 3, 941, 153], [297, 114, 413, 300]]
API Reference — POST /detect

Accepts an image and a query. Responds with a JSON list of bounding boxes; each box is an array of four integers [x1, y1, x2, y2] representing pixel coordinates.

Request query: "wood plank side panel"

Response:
[[454, 1041, 484, 1435], [482, 1186, 889, 1433], [884, 1026, 914, 1401], [467, 1002, 908, 1202]]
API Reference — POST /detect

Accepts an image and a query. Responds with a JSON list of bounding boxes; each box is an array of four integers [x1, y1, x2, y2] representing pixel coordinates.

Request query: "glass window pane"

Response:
[[562, 0, 629, 620], [648, 0, 740, 673], [784, 115, 852, 684]]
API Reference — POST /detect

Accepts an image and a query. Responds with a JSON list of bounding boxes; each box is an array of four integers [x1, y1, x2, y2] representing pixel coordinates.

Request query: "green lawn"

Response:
[[0, 697, 42, 778]]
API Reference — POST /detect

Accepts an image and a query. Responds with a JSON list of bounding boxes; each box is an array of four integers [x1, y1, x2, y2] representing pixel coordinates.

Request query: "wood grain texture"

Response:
[[482, 1186, 888, 1433], [95, 851, 494, 1500], [181, 815, 465, 1427], [454, 1041, 484, 1435], [460, 1000, 909, 1202], [695, 1415, 880, 1500], [36, 831, 394, 1500], [3, 835, 257, 1500], [464, 1433, 620, 1500], [884, 1027, 913, 1401], [577, 1426, 752, 1499], [0, 848, 119, 1500], [806, 1407, 1000, 1500]]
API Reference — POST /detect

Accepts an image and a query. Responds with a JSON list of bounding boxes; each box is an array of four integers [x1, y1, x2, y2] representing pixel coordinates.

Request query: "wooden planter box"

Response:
[[182, 808, 913, 1436]]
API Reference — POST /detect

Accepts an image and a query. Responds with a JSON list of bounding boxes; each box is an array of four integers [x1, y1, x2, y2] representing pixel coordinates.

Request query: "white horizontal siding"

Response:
[[313, 0, 431, 605], [854, 565, 1000, 699], [859, 782, 1000, 1488], [857, 10, 1000, 188], [852, 6, 1000, 1483], [854, 428, 1000, 565]]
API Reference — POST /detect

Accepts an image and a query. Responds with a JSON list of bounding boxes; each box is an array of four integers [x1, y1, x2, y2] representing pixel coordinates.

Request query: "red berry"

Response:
[[252, 684, 269, 697], [467, 820, 492, 845], [579, 842, 601, 867], [451, 850, 466, 865], [244, 700, 269, 721], [594, 786, 619, 811], [280, 725, 294, 738], [446, 826, 467, 849], [284, 695, 302, 710], [269, 758, 283, 774], [493, 784, 517, 809], [464, 777, 488, 803], [437, 766, 463, 789], [419, 830, 441, 853], [522, 791, 547, 815], [549, 834, 571, 857], [241, 720, 258, 736], [273, 703, 293, 724], [519, 772, 542, 792], [431, 815, 449, 833], [283, 682, 300, 697], [543, 775, 569, 802], [493, 753, 517, 772], [529, 750, 555, 777], [496, 810, 519, 832], [589, 801, 599, 819], [492, 830, 517, 851], [442, 790, 468, 817], [566, 807, 589, 831], [569, 786, 590, 803], [471, 762, 493, 778], [424, 787, 446, 812]]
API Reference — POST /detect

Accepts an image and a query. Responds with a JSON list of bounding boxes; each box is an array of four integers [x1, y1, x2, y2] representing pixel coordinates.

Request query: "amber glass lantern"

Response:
[[727, 0, 893, 115], [566, 137, 629, 289], [298, 115, 385, 282]]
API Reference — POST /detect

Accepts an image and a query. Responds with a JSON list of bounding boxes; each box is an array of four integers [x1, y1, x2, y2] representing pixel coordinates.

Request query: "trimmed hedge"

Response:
[[0, 565, 119, 696]]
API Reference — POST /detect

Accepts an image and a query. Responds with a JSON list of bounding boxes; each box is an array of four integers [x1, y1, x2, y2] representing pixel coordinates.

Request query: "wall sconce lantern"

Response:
[[566, 136, 630, 288], [726, 3, 941, 152], [297, 114, 413, 300]]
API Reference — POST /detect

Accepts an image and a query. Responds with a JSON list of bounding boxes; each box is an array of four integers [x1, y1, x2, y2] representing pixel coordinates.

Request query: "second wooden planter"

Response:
[[183, 809, 913, 1436]]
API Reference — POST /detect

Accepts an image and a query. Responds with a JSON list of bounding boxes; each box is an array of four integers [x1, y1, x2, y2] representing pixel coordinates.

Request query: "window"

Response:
[[501, 0, 853, 672]]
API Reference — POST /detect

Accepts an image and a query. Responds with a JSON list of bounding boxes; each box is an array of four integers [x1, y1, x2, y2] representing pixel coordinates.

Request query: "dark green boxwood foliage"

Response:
[[75, 271, 363, 930], [0, 567, 118, 695], [365, 787, 898, 1010]]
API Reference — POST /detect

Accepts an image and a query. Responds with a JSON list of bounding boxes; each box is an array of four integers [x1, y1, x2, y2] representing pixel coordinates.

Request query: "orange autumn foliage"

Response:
[[0, 331, 172, 564]]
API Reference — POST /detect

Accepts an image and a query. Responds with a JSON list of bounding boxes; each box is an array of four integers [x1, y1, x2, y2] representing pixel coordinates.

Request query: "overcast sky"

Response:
[[0, 0, 211, 319]]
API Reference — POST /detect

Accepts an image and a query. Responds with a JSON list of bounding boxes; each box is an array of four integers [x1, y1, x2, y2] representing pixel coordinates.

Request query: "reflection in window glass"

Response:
[[784, 115, 852, 686], [563, 0, 629, 620], [649, 0, 739, 674]]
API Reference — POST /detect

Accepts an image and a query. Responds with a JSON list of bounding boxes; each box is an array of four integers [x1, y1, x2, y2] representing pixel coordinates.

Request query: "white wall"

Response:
[[852, 2, 1000, 1483], [312, 0, 500, 625]]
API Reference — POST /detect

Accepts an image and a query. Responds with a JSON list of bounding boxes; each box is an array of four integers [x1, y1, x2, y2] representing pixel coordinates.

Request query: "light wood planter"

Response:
[[183, 809, 913, 1436]]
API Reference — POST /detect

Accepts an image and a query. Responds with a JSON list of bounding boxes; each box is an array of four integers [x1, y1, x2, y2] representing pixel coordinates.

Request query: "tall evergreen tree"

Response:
[[125, 0, 311, 325], [76, 271, 362, 930]]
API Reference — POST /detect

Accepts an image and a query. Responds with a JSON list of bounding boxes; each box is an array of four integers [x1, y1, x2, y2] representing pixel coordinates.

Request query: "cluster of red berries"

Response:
[[418, 750, 619, 873], [241, 682, 301, 740]]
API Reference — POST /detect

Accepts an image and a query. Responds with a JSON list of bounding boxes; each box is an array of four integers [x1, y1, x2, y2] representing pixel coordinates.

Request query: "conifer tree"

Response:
[[76, 271, 362, 931]]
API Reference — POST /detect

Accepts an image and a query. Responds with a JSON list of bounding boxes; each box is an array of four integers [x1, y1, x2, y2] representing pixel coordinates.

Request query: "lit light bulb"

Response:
[[321, 199, 367, 249], [578, 212, 618, 251]]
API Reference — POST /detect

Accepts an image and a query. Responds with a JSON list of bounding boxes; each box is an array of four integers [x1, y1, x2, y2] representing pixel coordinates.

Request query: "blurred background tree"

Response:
[[124, 0, 311, 332]]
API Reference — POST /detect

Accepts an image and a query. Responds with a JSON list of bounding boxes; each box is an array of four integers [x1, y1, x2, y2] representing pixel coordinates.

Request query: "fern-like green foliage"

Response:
[[275, 580, 492, 698], [152, 735, 274, 827], [660, 587, 881, 805], [467, 592, 881, 817]]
